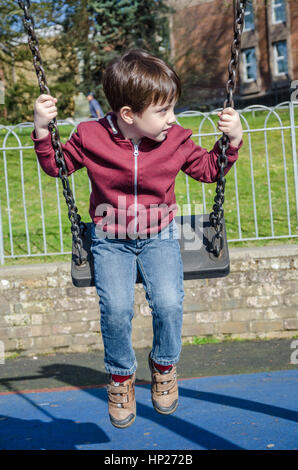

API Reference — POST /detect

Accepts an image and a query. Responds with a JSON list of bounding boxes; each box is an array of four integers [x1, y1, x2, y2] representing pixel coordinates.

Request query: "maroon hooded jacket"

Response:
[[31, 112, 242, 239]]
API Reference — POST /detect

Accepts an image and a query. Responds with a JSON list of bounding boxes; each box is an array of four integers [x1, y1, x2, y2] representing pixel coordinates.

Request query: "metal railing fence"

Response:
[[0, 102, 297, 264]]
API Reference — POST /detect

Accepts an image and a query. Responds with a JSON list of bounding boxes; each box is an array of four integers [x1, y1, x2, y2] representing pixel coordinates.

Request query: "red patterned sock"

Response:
[[154, 361, 173, 372], [111, 374, 131, 383]]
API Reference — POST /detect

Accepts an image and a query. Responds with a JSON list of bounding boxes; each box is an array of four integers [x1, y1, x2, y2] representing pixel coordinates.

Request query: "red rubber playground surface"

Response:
[[0, 369, 297, 450]]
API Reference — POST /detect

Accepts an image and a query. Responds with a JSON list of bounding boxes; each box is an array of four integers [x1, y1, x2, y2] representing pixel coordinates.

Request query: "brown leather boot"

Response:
[[107, 373, 136, 428], [148, 354, 178, 415]]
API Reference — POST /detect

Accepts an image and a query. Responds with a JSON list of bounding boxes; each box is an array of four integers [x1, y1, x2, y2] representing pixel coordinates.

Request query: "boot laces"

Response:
[[111, 381, 124, 408]]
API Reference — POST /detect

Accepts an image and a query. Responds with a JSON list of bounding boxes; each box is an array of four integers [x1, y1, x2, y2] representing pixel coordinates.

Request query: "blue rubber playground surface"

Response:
[[0, 369, 297, 450]]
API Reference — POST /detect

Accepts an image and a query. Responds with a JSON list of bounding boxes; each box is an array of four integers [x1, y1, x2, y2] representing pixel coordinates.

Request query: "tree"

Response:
[[0, 0, 173, 123], [85, 0, 173, 111], [0, 0, 31, 122], [0, 0, 84, 123]]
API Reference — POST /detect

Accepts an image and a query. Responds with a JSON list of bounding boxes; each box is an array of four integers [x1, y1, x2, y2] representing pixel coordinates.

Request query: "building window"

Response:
[[244, 1, 254, 31], [242, 48, 257, 82], [272, 0, 286, 24], [274, 41, 288, 75]]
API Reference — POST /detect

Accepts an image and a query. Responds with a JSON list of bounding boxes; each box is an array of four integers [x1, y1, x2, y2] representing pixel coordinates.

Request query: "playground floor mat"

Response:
[[0, 369, 297, 451]]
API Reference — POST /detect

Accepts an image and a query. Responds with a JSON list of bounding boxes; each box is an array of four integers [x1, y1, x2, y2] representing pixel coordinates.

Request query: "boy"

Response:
[[32, 49, 243, 429]]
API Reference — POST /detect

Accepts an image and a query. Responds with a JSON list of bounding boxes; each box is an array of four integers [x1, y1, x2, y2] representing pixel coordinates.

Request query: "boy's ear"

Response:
[[119, 106, 134, 125]]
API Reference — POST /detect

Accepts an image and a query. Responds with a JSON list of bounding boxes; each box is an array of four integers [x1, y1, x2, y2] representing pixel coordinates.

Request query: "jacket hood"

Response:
[[98, 112, 173, 152]]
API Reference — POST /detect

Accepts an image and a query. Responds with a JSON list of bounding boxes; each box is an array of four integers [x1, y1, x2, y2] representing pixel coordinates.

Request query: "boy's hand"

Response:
[[34, 94, 58, 130], [217, 107, 243, 148]]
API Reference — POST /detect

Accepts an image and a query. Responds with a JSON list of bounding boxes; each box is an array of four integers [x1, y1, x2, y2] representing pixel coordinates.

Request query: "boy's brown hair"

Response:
[[103, 49, 181, 114]]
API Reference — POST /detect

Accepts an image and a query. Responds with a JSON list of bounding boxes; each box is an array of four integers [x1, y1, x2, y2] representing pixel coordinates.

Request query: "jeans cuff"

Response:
[[150, 352, 180, 366], [105, 360, 137, 376]]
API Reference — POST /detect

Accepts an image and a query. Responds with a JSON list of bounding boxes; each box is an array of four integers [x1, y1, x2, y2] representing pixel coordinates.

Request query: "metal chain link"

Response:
[[209, 0, 246, 257], [18, 0, 86, 265]]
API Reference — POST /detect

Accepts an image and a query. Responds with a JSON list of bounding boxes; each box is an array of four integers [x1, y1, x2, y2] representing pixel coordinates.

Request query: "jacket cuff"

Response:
[[30, 130, 53, 157], [228, 138, 243, 155], [213, 138, 243, 158]]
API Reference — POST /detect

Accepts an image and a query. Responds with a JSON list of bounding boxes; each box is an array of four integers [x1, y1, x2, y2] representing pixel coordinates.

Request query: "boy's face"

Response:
[[131, 99, 177, 142]]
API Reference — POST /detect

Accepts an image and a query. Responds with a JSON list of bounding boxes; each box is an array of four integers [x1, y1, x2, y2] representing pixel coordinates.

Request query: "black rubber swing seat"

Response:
[[71, 214, 230, 288]]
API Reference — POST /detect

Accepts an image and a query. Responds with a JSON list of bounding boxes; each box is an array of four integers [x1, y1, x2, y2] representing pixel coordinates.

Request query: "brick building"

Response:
[[168, 0, 298, 109]]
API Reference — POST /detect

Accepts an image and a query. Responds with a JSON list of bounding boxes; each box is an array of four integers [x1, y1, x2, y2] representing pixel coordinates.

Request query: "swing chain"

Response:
[[18, 0, 87, 265], [209, 0, 246, 257]]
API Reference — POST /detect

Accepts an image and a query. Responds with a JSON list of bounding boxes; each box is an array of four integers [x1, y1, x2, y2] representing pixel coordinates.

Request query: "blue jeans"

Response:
[[91, 219, 185, 376]]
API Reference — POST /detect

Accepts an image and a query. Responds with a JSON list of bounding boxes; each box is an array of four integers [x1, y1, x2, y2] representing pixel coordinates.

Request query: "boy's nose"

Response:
[[168, 111, 176, 125]]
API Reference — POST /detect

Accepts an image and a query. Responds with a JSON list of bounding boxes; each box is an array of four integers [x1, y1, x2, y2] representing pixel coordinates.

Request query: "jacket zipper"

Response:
[[133, 143, 139, 234]]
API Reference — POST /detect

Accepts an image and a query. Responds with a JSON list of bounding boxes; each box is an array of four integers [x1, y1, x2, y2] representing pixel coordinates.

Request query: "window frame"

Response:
[[242, 47, 258, 82], [272, 0, 286, 25], [243, 1, 255, 31], [273, 40, 288, 76]]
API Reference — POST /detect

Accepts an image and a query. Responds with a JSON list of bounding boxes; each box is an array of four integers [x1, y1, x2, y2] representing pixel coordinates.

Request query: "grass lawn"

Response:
[[0, 105, 298, 266]]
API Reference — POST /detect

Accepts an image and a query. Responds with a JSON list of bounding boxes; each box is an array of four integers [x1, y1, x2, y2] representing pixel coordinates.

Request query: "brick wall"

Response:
[[169, 0, 298, 108], [170, 0, 235, 107], [289, 0, 298, 78], [0, 244, 298, 358]]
